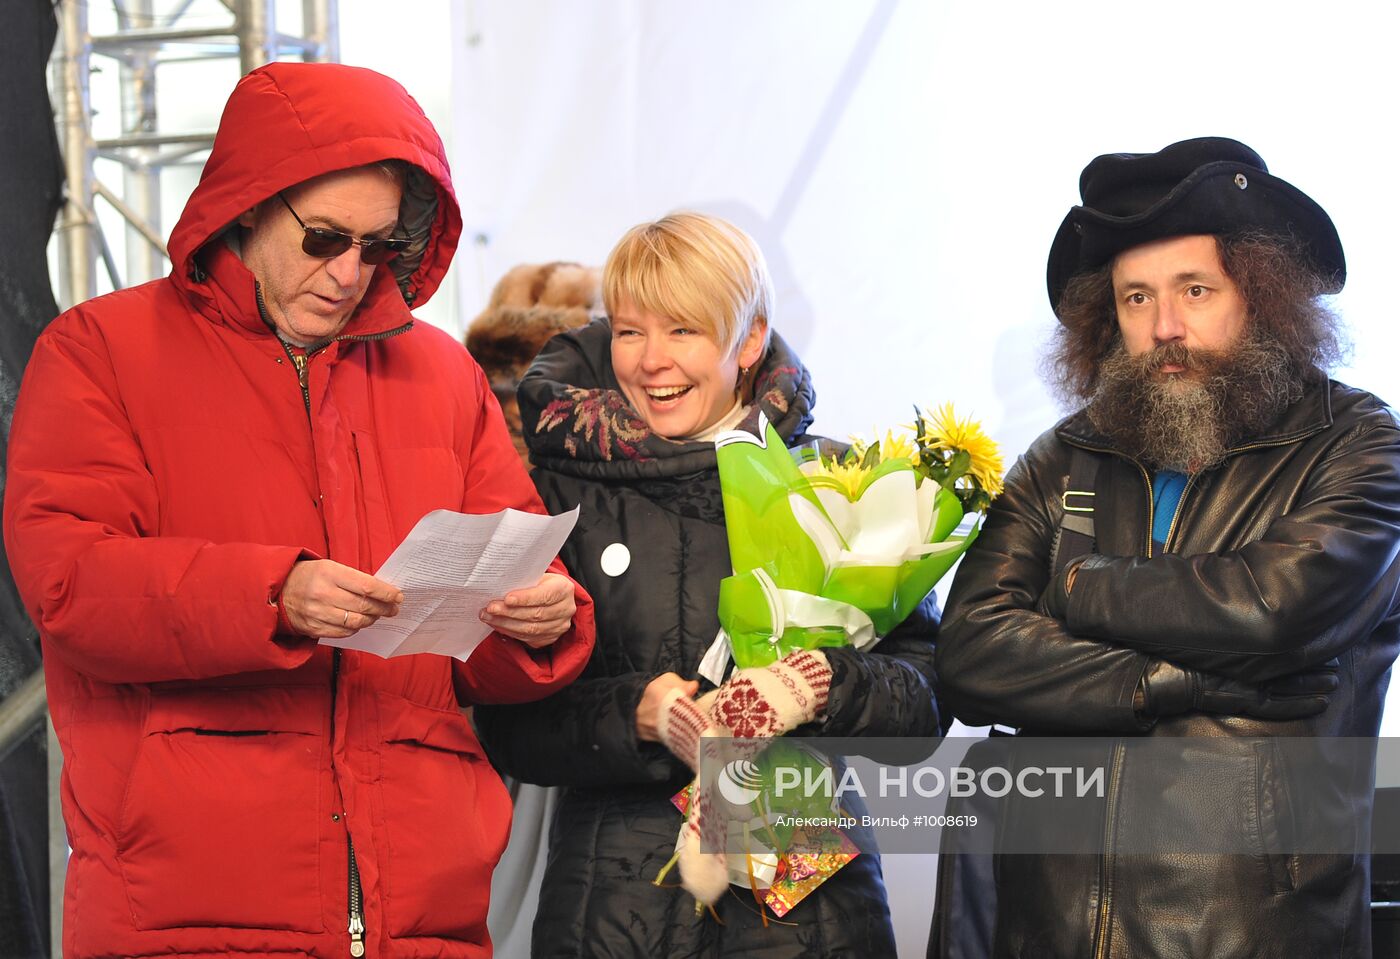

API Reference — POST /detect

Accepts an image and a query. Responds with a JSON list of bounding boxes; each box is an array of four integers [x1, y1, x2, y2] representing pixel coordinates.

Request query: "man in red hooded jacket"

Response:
[[2, 62, 595, 959]]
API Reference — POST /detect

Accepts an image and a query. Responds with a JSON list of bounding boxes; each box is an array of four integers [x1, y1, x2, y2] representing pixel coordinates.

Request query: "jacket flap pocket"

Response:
[[144, 685, 328, 736], [120, 685, 326, 931], [376, 691, 482, 756]]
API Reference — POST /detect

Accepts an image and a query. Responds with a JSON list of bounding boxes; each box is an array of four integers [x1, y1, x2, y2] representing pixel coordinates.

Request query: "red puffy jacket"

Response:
[[3, 62, 594, 959]]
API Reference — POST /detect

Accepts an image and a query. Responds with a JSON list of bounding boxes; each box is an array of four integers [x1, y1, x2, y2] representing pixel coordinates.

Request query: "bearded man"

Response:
[[933, 137, 1400, 958]]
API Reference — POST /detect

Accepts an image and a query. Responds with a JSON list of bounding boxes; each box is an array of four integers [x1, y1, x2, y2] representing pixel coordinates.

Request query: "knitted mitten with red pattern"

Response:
[[656, 688, 730, 903], [672, 650, 832, 906], [657, 688, 722, 773], [676, 764, 731, 905], [708, 649, 832, 740], [653, 652, 833, 906]]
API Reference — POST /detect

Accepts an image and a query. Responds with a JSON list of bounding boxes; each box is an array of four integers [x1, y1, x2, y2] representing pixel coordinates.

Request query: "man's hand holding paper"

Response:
[[279, 559, 404, 638], [480, 571, 577, 648], [319, 506, 581, 661]]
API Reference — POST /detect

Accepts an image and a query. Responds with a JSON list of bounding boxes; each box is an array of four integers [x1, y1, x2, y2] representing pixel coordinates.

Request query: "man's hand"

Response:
[[1139, 659, 1340, 721], [638, 672, 700, 743], [1037, 557, 1087, 620], [480, 572, 576, 649], [279, 559, 403, 638]]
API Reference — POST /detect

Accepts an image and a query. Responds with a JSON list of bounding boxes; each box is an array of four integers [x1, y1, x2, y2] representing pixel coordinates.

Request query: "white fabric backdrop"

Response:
[[333, 2, 1400, 954], [443, 0, 1397, 456]]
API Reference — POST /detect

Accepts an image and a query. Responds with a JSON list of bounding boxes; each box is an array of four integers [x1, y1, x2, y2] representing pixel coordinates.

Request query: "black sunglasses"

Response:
[[277, 192, 412, 265]]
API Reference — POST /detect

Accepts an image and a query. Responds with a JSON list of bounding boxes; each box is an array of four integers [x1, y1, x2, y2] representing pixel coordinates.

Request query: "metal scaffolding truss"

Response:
[[52, 0, 340, 310]]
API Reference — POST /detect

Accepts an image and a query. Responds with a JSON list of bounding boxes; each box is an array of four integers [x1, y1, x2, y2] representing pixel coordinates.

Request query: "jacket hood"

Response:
[[519, 318, 817, 481], [168, 61, 461, 311]]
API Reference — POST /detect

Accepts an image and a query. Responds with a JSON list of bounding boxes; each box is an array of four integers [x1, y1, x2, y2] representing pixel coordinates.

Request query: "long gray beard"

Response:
[[1087, 335, 1304, 473]]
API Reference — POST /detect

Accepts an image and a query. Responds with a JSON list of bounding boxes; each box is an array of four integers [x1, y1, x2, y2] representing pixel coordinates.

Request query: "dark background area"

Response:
[[0, 1, 64, 956]]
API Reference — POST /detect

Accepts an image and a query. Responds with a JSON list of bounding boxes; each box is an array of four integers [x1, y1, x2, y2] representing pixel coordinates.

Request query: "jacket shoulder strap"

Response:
[[1050, 446, 1098, 576]]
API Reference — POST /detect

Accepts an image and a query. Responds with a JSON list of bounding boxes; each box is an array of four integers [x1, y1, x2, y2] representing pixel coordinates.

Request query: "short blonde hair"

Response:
[[603, 212, 774, 358]]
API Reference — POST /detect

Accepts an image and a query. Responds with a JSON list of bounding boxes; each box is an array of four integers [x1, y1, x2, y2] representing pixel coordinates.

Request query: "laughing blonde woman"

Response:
[[475, 212, 944, 957]]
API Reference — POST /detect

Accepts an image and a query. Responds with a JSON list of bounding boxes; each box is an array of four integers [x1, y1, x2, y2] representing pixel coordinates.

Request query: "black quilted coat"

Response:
[[476, 319, 944, 958]]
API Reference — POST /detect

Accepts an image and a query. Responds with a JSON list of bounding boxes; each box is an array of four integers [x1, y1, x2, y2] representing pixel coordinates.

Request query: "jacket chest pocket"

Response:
[[115, 686, 327, 932], [350, 431, 466, 571]]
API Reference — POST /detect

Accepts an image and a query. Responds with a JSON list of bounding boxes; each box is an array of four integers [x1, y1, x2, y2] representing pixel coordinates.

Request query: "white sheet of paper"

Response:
[[319, 506, 580, 661]]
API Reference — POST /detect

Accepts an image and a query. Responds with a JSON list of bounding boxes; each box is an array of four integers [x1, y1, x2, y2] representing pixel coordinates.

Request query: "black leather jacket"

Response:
[[933, 376, 1400, 959]]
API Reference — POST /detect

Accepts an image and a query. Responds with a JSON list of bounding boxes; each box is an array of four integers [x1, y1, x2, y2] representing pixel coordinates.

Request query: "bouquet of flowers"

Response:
[[661, 404, 1004, 918]]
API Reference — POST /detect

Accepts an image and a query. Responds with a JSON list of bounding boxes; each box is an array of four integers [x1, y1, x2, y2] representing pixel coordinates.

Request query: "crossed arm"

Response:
[[935, 420, 1400, 732]]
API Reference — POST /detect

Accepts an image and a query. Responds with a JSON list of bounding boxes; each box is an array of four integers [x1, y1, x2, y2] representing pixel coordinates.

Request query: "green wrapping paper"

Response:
[[714, 415, 979, 669]]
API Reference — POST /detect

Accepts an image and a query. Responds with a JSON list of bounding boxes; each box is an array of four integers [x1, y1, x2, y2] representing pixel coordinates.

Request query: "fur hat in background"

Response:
[[466, 261, 602, 465]]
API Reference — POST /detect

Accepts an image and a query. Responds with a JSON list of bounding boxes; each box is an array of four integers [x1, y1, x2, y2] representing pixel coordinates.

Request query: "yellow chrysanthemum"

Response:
[[807, 455, 871, 501], [877, 430, 918, 464], [916, 403, 1005, 498], [848, 429, 918, 466]]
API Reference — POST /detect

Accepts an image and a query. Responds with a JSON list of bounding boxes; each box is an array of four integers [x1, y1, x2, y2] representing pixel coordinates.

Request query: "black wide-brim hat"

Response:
[[1046, 136, 1345, 311]]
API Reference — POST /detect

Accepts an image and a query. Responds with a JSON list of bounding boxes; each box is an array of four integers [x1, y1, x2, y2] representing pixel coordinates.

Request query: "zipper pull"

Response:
[[349, 913, 365, 957], [291, 351, 309, 390]]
